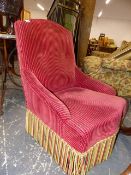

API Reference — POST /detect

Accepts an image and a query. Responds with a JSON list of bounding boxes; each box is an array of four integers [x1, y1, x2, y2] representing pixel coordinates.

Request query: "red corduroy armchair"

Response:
[[15, 20, 127, 175]]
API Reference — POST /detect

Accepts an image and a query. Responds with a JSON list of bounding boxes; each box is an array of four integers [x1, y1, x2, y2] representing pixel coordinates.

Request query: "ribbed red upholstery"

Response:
[[15, 19, 127, 153], [15, 19, 75, 92], [55, 87, 126, 151]]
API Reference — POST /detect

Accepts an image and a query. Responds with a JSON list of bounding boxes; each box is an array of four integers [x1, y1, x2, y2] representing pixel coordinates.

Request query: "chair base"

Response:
[[26, 109, 117, 175]]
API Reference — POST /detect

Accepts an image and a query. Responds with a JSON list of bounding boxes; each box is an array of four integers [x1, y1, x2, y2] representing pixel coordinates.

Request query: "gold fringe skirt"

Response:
[[26, 109, 117, 175]]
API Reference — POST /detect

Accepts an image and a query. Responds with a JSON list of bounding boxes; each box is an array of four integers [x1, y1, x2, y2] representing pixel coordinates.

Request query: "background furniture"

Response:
[[121, 164, 131, 175], [81, 42, 131, 97], [15, 19, 127, 175], [87, 34, 117, 55], [0, 0, 23, 33], [21, 9, 31, 21], [91, 50, 111, 58], [47, 0, 81, 60], [120, 125, 131, 135], [0, 0, 23, 115], [0, 0, 23, 16], [87, 38, 98, 56], [0, 34, 17, 115], [99, 46, 117, 53]]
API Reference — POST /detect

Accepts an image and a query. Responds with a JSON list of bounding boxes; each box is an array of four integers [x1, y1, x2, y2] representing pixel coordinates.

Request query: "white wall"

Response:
[[24, 0, 50, 19], [29, 10, 47, 19], [90, 17, 131, 47]]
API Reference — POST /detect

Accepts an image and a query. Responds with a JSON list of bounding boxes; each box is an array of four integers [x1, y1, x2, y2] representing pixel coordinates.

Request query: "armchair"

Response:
[[15, 20, 127, 175], [81, 42, 131, 97]]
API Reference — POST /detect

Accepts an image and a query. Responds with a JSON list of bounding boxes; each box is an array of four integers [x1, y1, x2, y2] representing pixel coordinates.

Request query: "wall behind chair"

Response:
[[30, 10, 47, 19], [90, 0, 131, 47], [24, 0, 48, 19], [90, 17, 131, 47]]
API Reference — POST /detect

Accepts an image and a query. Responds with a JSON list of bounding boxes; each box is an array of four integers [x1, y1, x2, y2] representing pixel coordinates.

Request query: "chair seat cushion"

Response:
[[55, 87, 127, 152]]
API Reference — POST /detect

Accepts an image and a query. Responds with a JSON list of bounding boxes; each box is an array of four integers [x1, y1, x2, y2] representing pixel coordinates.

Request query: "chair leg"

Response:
[[120, 98, 131, 136], [120, 126, 131, 136], [120, 164, 131, 175]]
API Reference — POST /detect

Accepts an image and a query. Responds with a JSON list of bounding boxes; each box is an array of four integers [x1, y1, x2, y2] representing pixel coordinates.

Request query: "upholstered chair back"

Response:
[[15, 20, 76, 92]]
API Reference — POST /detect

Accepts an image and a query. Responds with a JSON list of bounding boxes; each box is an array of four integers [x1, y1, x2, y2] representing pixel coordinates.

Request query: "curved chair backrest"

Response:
[[15, 19, 76, 92]]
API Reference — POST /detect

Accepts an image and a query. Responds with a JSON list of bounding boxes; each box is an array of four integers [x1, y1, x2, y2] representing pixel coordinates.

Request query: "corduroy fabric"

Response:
[[15, 19, 75, 92], [55, 87, 126, 152], [15, 19, 127, 153]]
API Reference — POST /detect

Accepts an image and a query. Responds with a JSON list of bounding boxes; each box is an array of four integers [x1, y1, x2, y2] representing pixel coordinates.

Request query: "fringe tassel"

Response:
[[26, 110, 117, 175]]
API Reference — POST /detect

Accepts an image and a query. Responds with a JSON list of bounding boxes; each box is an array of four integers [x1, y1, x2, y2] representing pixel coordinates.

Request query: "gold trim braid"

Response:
[[26, 110, 117, 175]]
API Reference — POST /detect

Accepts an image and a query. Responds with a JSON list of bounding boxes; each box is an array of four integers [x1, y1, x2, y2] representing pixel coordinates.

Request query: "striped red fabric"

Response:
[[55, 87, 126, 152], [15, 19, 127, 153], [15, 19, 75, 92]]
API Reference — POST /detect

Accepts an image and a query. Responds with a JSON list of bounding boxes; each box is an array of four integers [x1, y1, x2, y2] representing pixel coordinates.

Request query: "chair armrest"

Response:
[[22, 69, 71, 120], [102, 59, 131, 72], [75, 66, 116, 95]]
